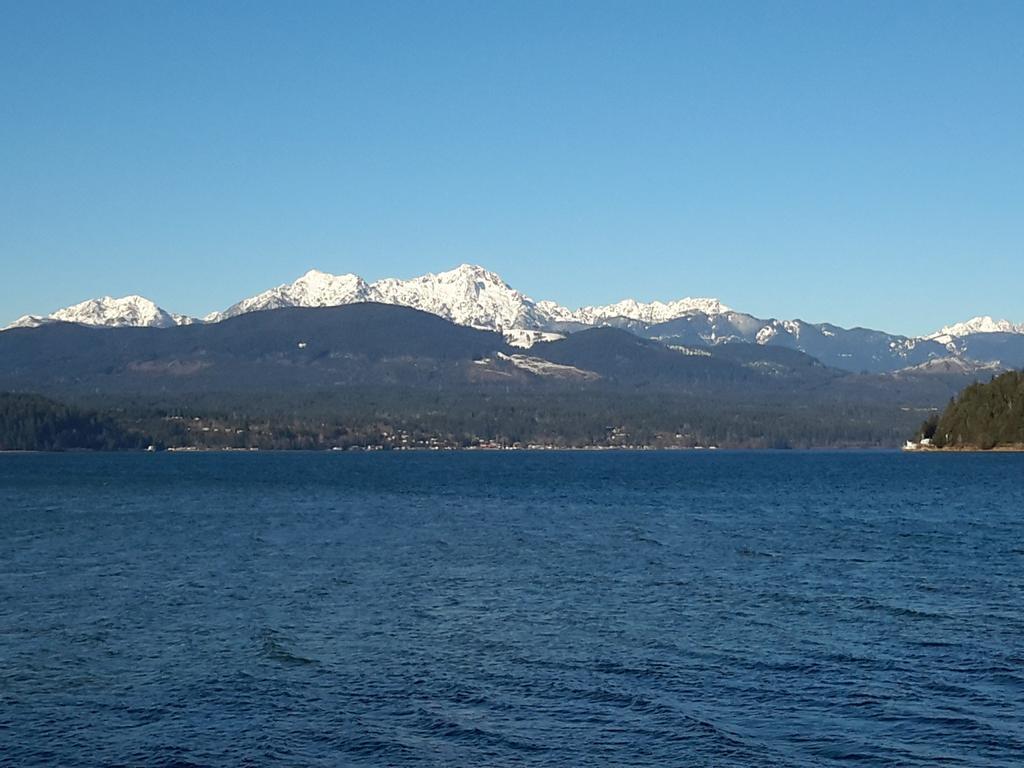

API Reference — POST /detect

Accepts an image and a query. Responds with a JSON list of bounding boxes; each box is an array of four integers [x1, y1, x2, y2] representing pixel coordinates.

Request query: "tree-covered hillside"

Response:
[[0, 304, 993, 450], [0, 393, 144, 451], [920, 371, 1024, 449]]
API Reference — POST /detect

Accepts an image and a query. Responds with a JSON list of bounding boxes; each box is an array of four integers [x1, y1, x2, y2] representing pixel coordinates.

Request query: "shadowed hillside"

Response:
[[0, 304, 996, 448]]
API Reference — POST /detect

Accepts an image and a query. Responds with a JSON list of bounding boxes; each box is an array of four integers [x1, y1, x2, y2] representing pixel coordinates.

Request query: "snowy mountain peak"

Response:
[[371, 264, 545, 330], [209, 270, 373, 322], [211, 264, 733, 331], [569, 297, 730, 326], [445, 263, 500, 279], [5, 266, 1021, 380], [4, 265, 734, 334], [925, 315, 1024, 345], [411, 263, 511, 290], [293, 269, 368, 295], [3, 295, 192, 330], [205, 264, 544, 330]]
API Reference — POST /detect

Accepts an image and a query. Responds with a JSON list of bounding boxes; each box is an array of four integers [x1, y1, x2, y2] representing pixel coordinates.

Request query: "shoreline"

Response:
[[9, 441, 1024, 454], [904, 444, 1024, 453], [2, 445, 939, 455]]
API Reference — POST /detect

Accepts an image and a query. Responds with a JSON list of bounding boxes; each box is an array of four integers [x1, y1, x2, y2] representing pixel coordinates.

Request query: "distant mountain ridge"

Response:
[[8, 295, 196, 330], [0, 301, 960, 400], [202, 264, 730, 331], [4, 264, 1022, 373], [925, 316, 1024, 345], [4, 264, 731, 332]]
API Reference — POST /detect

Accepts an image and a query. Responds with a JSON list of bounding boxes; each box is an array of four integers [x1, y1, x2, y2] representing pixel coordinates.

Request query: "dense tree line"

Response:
[[1, 384, 931, 452], [82, 387, 920, 450], [0, 393, 145, 451], [918, 371, 1024, 449]]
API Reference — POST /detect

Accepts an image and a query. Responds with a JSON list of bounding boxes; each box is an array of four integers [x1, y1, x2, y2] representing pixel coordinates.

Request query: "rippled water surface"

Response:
[[2, 451, 1023, 766]]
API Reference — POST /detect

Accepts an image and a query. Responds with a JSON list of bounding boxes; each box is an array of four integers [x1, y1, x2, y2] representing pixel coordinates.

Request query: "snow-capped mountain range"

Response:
[[202, 265, 733, 330], [7, 265, 729, 334], [205, 266, 565, 329], [4, 264, 1022, 373], [9, 295, 195, 330], [924, 316, 1024, 346]]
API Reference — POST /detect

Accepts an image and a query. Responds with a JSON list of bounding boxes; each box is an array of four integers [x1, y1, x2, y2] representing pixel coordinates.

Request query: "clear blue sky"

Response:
[[1, 0, 1021, 335]]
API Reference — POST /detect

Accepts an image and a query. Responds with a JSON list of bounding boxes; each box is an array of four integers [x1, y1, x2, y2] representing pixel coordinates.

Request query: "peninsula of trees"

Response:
[[917, 371, 1024, 450]]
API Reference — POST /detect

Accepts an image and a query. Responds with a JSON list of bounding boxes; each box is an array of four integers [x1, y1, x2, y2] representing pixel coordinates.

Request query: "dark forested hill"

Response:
[[529, 327, 838, 391], [0, 305, 849, 397], [0, 393, 143, 450], [0, 304, 997, 448], [921, 370, 1024, 449], [0, 303, 509, 394]]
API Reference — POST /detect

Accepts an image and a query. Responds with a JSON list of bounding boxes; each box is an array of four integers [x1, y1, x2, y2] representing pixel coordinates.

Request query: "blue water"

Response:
[[1, 452, 1023, 766]]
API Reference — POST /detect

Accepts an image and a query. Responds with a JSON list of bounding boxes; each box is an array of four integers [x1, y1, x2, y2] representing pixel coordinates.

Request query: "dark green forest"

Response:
[[918, 370, 1024, 449], [1, 387, 925, 452], [0, 305, 981, 451], [0, 393, 145, 451]]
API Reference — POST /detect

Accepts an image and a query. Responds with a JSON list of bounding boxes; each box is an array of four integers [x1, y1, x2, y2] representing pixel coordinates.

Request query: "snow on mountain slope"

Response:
[[206, 265, 560, 330], [2, 265, 728, 334], [208, 269, 374, 322], [925, 316, 1024, 346], [371, 265, 554, 330], [4, 315, 54, 330], [896, 356, 1005, 376], [203, 264, 730, 331], [496, 352, 601, 381], [4, 296, 193, 330], [569, 297, 729, 325], [504, 329, 567, 349], [643, 313, 951, 373], [7, 265, 1016, 377]]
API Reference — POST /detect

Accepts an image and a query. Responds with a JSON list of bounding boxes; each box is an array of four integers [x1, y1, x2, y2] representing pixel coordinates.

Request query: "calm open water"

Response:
[[1, 451, 1023, 767]]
